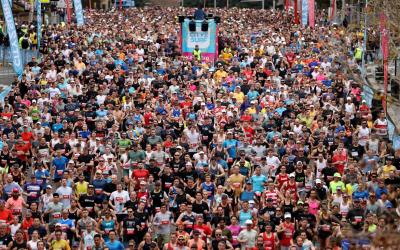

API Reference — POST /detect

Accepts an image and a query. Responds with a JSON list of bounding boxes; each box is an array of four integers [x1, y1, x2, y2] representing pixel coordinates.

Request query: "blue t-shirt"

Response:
[[52, 156, 68, 178], [251, 174, 267, 192], [223, 139, 238, 158], [105, 240, 124, 250]]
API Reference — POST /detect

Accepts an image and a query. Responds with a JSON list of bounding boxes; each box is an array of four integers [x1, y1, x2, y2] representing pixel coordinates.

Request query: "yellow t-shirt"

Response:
[[51, 239, 71, 250], [75, 181, 88, 197], [214, 70, 227, 82], [233, 92, 244, 103], [228, 174, 245, 196], [382, 165, 397, 179]]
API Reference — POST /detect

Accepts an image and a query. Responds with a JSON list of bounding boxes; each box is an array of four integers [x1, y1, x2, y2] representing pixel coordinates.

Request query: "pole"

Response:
[[226, 0, 229, 8], [65, 0, 71, 24], [361, 0, 367, 78], [262, 0, 264, 9], [214, 0, 216, 9], [273, 0, 275, 10]]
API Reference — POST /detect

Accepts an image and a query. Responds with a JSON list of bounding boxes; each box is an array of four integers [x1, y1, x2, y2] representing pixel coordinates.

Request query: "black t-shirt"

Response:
[[0, 234, 12, 248], [103, 182, 117, 194], [192, 201, 209, 215]]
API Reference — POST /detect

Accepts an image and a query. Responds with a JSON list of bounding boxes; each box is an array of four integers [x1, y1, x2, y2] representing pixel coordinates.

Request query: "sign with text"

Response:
[[1, 0, 23, 77], [181, 19, 218, 62]]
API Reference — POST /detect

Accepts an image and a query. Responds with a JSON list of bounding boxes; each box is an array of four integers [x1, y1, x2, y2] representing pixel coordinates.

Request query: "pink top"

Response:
[[308, 199, 319, 215], [227, 225, 241, 245]]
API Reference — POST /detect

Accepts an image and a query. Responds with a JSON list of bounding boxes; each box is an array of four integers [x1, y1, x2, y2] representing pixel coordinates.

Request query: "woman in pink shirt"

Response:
[[226, 216, 241, 248]]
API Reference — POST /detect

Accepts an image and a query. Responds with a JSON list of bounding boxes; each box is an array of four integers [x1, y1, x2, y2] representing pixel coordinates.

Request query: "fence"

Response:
[[0, 46, 39, 67]]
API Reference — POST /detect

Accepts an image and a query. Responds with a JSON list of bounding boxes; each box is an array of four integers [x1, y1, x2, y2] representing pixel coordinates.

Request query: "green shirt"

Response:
[[118, 139, 132, 149], [329, 181, 345, 194], [128, 149, 146, 162]]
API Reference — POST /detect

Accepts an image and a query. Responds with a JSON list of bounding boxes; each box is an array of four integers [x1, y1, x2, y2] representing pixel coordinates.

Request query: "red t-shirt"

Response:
[[132, 169, 149, 189], [0, 208, 13, 224]]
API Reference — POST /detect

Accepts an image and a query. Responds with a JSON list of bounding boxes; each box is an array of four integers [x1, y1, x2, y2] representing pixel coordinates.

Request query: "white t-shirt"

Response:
[[56, 186, 73, 208], [110, 190, 130, 214]]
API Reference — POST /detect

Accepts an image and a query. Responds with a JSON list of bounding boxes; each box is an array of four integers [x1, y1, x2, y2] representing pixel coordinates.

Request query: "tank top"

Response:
[[68, 208, 79, 221], [264, 190, 278, 206], [12, 172, 22, 184], [262, 232, 275, 250], [374, 119, 388, 136], [276, 174, 288, 188], [280, 223, 294, 247], [75, 182, 88, 196], [239, 210, 252, 226], [358, 127, 370, 145], [282, 200, 293, 214], [308, 199, 319, 215], [340, 201, 350, 217], [293, 124, 302, 135], [284, 181, 297, 195], [101, 219, 115, 237]]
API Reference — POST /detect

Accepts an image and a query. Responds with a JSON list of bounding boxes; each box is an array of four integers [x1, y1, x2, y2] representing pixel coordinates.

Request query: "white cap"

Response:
[[245, 219, 253, 225], [316, 179, 322, 184], [284, 213, 291, 219], [289, 173, 295, 178]]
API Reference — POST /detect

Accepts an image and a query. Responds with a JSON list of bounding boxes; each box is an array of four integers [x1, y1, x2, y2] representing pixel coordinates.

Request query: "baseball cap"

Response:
[[334, 173, 341, 178], [316, 179, 322, 184], [245, 220, 253, 225], [284, 213, 291, 219]]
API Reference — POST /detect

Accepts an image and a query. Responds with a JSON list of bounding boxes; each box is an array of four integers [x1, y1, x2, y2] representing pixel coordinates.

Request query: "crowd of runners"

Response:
[[0, 5, 399, 250]]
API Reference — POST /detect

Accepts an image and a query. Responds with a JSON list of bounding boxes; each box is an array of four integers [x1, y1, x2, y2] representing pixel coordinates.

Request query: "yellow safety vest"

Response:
[[354, 47, 362, 60], [193, 49, 201, 61]]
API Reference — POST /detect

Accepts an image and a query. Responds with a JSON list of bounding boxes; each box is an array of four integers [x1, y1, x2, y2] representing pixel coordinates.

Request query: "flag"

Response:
[[1, 0, 23, 77], [330, 0, 336, 21], [381, 12, 389, 113], [308, 0, 315, 28], [66, 0, 71, 24], [73, 0, 84, 25], [301, 0, 308, 26], [36, 0, 41, 50], [294, 0, 299, 24]]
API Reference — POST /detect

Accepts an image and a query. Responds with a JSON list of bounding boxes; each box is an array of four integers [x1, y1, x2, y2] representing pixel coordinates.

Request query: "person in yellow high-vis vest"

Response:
[[354, 46, 363, 64], [193, 45, 201, 61]]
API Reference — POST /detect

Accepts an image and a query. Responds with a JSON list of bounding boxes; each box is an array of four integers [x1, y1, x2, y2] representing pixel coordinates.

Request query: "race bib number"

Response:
[[161, 220, 169, 225], [95, 188, 102, 194], [354, 216, 363, 222], [127, 228, 135, 235], [57, 170, 64, 176], [53, 212, 61, 219], [233, 182, 241, 188], [12, 209, 21, 215]]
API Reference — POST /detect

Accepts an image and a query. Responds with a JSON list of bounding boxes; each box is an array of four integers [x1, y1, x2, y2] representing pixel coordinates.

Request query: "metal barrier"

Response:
[[0, 46, 39, 67]]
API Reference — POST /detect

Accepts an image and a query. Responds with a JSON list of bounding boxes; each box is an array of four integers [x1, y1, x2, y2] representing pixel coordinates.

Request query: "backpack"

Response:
[[21, 37, 30, 49]]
